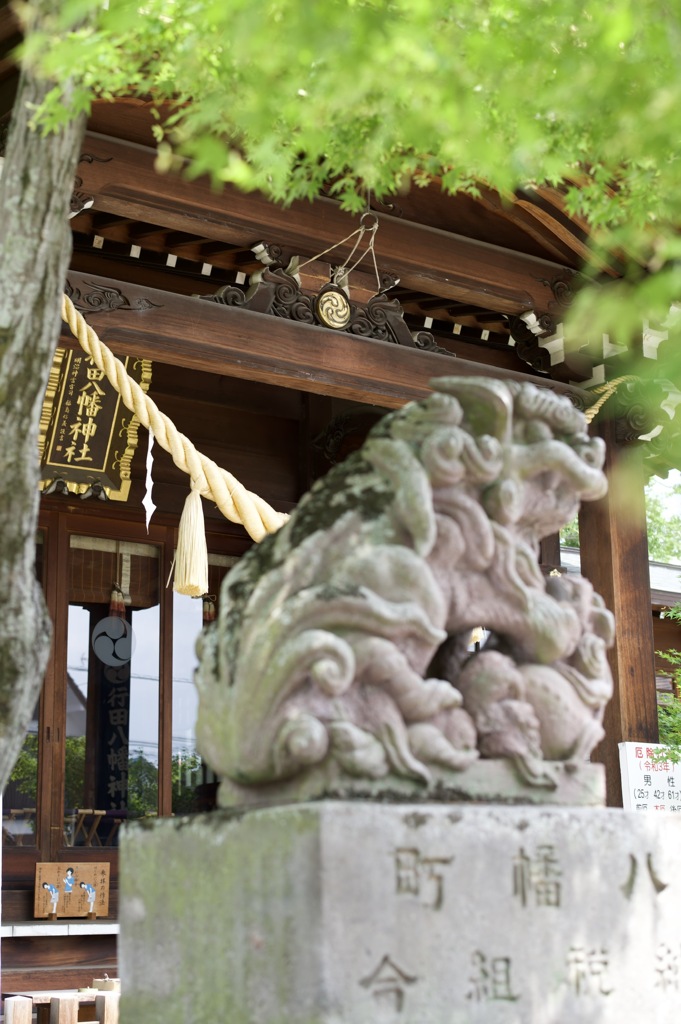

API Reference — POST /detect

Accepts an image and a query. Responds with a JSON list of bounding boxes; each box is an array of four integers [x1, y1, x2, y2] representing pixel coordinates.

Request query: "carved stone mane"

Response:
[[196, 377, 613, 806]]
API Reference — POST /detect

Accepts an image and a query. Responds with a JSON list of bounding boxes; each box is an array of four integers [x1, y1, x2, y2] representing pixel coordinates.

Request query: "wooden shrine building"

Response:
[[2, 72, 681, 992]]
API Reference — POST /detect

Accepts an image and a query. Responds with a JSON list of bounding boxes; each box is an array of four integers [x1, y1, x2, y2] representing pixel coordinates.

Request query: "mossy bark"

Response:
[[0, 26, 87, 789]]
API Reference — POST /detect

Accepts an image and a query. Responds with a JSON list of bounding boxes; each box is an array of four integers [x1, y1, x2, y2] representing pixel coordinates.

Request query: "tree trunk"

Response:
[[0, 49, 86, 789]]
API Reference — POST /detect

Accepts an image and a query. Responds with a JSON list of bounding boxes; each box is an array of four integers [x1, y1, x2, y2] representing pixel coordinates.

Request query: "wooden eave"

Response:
[[651, 589, 681, 610], [67, 117, 602, 388], [63, 270, 592, 410], [75, 131, 579, 321]]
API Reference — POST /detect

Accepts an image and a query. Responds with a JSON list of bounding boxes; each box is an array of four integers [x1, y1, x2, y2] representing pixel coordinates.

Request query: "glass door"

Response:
[[170, 553, 237, 813]]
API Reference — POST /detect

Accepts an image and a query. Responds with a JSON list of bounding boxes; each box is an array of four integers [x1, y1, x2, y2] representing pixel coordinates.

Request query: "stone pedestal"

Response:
[[120, 803, 681, 1023]]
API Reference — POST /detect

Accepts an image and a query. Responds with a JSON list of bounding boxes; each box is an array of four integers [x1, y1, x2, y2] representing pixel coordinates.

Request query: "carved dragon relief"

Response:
[[65, 279, 162, 314], [196, 377, 613, 805]]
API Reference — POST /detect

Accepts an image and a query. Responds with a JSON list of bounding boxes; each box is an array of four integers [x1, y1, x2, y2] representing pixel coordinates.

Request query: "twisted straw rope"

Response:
[[61, 293, 288, 542], [584, 374, 639, 424]]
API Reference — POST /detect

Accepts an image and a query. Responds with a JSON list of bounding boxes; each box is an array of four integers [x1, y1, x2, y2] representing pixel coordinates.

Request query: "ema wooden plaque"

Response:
[[34, 863, 110, 919]]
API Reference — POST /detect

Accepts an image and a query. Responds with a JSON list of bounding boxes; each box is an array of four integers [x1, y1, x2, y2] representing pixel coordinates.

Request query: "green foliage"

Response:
[[658, 694, 681, 754], [19, 3, 681, 217], [12, 0, 681, 441], [9, 736, 202, 816], [559, 516, 580, 549], [126, 749, 204, 816], [127, 750, 159, 818], [64, 734, 87, 808], [127, 749, 203, 815], [9, 733, 39, 802], [10, 733, 88, 809], [657, 605, 681, 763], [171, 749, 203, 813], [561, 479, 681, 563], [644, 482, 681, 563]]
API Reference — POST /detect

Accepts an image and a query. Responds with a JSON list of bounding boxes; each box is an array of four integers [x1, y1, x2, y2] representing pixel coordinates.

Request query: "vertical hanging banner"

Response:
[[38, 347, 152, 500]]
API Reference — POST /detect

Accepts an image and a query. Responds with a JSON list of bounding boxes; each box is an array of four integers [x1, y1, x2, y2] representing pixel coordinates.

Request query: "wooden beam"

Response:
[[77, 133, 578, 317], [63, 271, 592, 410], [579, 421, 659, 807]]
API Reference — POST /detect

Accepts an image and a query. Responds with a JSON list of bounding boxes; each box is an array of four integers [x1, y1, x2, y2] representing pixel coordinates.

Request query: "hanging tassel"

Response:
[[202, 595, 216, 625], [109, 582, 126, 619], [174, 486, 209, 597]]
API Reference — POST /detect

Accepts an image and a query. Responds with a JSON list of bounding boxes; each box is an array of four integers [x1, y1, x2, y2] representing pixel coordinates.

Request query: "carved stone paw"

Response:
[[408, 722, 479, 771]]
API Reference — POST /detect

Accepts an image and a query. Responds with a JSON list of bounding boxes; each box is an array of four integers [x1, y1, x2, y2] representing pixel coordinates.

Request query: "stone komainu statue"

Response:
[[196, 377, 614, 803]]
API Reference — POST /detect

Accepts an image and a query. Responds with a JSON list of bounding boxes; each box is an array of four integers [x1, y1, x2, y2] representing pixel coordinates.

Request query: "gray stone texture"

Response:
[[120, 802, 681, 1023]]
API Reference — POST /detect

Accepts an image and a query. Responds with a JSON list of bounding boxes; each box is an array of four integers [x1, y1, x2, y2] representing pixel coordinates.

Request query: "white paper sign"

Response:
[[618, 741, 681, 812]]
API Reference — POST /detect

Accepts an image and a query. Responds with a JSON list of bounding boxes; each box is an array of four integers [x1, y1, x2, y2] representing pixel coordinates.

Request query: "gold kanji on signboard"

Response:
[[38, 347, 151, 501]]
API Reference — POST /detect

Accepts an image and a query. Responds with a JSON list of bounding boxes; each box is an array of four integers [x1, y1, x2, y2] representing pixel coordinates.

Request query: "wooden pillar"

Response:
[[539, 533, 561, 573], [578, 420, 658, 807]]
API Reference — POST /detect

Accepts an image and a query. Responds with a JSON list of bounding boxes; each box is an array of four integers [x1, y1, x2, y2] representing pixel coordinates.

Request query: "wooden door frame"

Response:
[[3, 503, 243, 892]]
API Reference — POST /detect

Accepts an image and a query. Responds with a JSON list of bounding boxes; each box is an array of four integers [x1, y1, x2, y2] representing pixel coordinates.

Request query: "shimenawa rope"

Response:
[[584, 374, 639, 424], [61, 293, 288, 596]]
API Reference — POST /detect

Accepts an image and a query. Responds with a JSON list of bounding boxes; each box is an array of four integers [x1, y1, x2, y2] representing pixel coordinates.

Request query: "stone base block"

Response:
[[120, 803, 681, 1024], [217, 760, 605, 809]]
